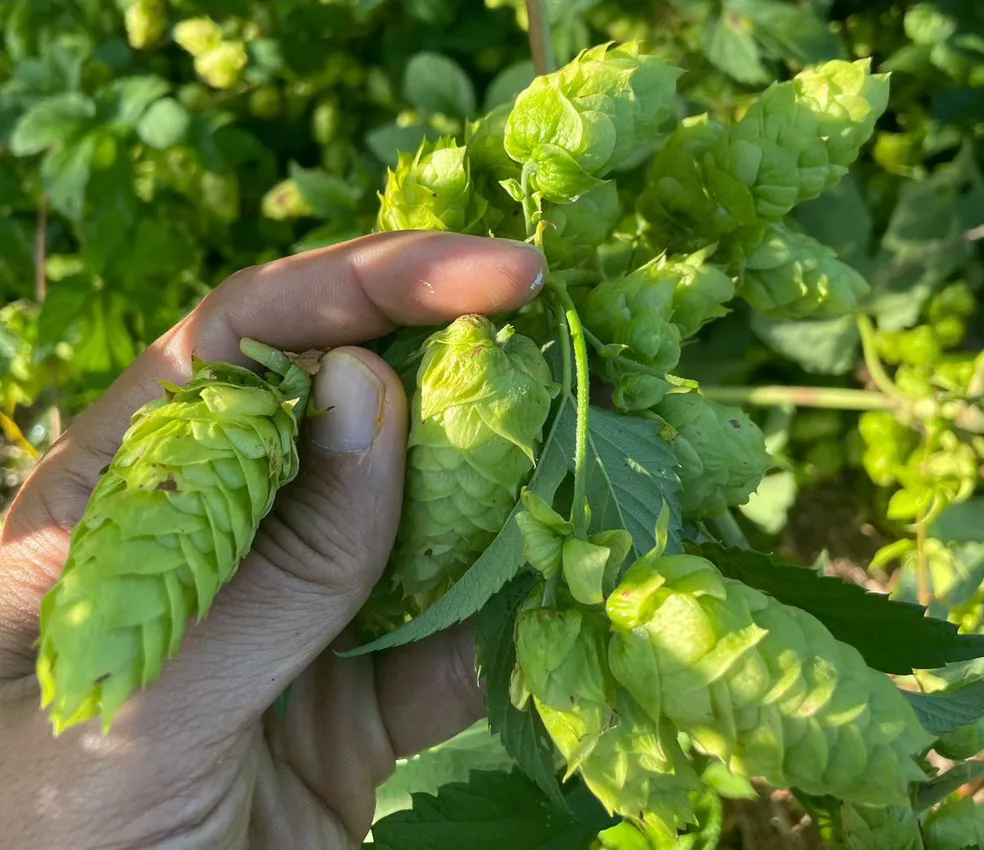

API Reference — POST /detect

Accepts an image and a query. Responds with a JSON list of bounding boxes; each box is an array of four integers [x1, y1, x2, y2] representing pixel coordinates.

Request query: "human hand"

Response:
[[0, 231, 545, 849]]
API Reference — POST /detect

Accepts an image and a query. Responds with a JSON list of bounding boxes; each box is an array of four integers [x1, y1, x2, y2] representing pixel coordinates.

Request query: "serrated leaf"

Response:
[[701, 12, 769, 85], [583, 406, 683, 559], [369, 769, 612, 850], [10, 92, 94, 156], [136, 97, 189, 150], [750, 313, 860, 376], [728, 0, 844, 66], [373, 722, 515, 823], [288, 161, 362, 220], [690, 543, 984, 674], [794, 174, 872, 271], [904, 681, 984, 736], [867, 145, 984, 330], [914, 761, 984, 811], [476, 572, 566, 810], [403, 52, 476, 119], [341, 403, 575, 657]]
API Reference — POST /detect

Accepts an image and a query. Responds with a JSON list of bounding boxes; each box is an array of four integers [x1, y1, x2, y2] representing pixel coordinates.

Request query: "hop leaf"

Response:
[[606, 551, 935, 806], [124, 0, 167, 50], [653, 391, 771, 518], [843, 804, 924, 850], [733, 222, 871, 320], [504, 42, 680, 202], [377, 137, 488, 234], [385, 316, 558, 611], [35, 341, 313, 734]]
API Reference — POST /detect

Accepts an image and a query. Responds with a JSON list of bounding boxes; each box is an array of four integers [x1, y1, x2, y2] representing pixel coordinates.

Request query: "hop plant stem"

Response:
[[524, 0, 556, 76], [858, 314, 907, 402], [702, 385, 896, 411]]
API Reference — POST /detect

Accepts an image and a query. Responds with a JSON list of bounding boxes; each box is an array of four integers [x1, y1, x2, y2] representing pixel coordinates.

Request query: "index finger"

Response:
[[0, 231, 544, 598]]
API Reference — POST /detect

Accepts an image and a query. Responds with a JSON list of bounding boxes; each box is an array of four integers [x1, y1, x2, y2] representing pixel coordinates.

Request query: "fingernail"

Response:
[[310, 351, 384, 453]]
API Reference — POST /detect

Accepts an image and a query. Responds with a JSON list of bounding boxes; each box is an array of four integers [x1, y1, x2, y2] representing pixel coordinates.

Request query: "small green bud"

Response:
[[249, 85, 281, 120], [377, 137, 488, 234], [124, 0, 167, 50], [173, 16, 223, 58], [261, 179, 313, 220], [194, 41, 248, 90]]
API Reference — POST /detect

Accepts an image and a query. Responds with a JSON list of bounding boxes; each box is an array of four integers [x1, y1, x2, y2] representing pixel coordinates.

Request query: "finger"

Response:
[[267, 624, 485, 841], [0, 233, 544, 649], [374, 622, 485, 759]]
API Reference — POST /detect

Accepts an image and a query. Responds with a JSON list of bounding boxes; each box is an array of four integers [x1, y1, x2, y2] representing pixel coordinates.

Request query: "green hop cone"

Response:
[[514, 605, 702, 839], [173, 16, 223, 58], [195, 41, 248, 90], [261, 178, 313, 220], [605, 361, 672, 413], [858, 411, 918, 487], [842, 804, 924, 850], [504, 42, 680, 202], [124, 0, 167, 50], [606, 551, 934, 806], [705, 59, 889, 222], [36, 340, 313, 734], [665, 247, 735, 338], [583, 264, 681, 372], [387, 316, 557, 609], [638, 117, 742, 253], [733, 222, 870, 320], [923, 796, 984, 850], [377, 137, 488, 234], [542, 182, 622, 269], [653, 391, 771, 518], [515, 491, 632, 605]]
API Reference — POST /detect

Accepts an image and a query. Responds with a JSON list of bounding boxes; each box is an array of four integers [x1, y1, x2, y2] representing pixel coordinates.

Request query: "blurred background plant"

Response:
[[2, 0, 983, 847]]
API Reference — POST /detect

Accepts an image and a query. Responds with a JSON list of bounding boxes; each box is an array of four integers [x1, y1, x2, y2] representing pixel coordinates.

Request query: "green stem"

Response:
[[553, 283, 591, 536], [554, 298, 573, 405], [857, 314, 907, 402], [524, 0, 556, 76], [709, 511, 750, 550], [701, 385, 897, 412]]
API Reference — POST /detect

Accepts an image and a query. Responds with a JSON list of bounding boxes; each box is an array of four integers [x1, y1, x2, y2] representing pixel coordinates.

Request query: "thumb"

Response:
[[117, 346, 410, 741]]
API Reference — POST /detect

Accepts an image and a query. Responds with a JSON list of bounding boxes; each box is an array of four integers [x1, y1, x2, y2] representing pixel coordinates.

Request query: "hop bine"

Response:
[[36, 339, 314, 734]]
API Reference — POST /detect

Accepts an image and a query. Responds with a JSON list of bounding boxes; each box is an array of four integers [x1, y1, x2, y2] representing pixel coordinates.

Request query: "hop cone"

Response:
[[637, 118, 740, 253], [652, 391, 771, 518], [173, 17, 223, 58], [195, 41, 248, 90], [124, 0, 167, 50], [843, 804, 924, 850], [513, 606, 702, 839], [387, 315, 556, 610], [606, 552, 934, 805], [734, 222, 870, 319], [504, 42, 680, 202], [542, 182, 622, 269], [377, 137, 487, 234], [36, 340, 313, 734], [705, 59, 889, 222], [583, 252, 730, 374]]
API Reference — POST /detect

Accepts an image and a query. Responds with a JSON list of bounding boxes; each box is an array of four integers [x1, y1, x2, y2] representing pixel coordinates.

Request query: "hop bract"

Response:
[[736, 222, 870, 319], [606, 551, 934, 806], [195, 41, 248, 90], [504, 42, 680, 202], [377, 137, 488, 234], [173, 16, 223, 58], [387, 315, 557, 610], [541, 182, 622, 269], [653, 391, 771, 518], [513, 605, 702, 839], [36, 340, 313, 734]]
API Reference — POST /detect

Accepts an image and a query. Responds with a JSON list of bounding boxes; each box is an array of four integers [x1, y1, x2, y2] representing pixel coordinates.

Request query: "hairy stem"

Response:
[[553, 283, 591, 536], [709, 511, 751, 550], [857, 314, 906, 402], [701, 385, 897, 412], [524, 0, 556, 76]]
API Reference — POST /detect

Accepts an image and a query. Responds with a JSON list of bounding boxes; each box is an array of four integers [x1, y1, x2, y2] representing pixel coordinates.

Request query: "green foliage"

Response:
[[6, 1, 984, 847]]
